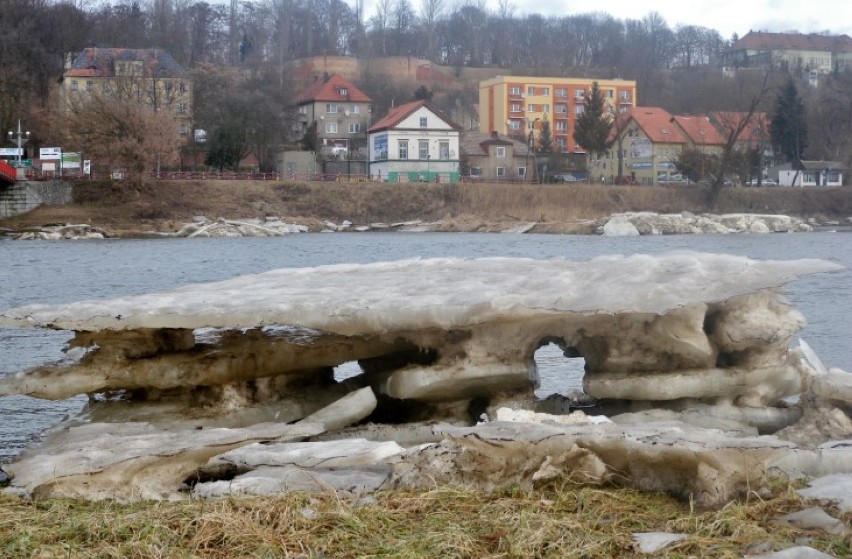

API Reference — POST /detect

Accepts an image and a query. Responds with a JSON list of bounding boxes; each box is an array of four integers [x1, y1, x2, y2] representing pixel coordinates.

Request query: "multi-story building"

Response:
[[478, 76, 637, 154], [293, 73, 372, 157], [604, 107, 686, 185], [725, 31, 852, 75], [60, 48, 192, 147]]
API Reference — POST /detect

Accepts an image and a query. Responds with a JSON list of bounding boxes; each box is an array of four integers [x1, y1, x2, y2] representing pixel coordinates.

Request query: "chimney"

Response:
[[490, 131, 499, 140]]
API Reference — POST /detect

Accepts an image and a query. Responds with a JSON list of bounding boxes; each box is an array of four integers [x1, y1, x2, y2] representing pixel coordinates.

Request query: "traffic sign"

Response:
[[11, 160, 33, 168]]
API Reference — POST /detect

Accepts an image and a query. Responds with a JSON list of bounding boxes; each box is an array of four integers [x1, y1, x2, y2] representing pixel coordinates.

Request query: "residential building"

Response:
[[605, 107, 687, 185], [478, 75, 637, 155], [293, 73, 372, 157], [59, 48, 192, 148], [459, 131, 533, 182], [724, 31, 852, 75], [367, 100, 461, 182]]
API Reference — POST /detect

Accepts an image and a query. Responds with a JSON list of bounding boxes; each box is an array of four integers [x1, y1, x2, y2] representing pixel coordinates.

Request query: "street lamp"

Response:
[[7, 120, 30, 166], [526, 117, 540, 183]]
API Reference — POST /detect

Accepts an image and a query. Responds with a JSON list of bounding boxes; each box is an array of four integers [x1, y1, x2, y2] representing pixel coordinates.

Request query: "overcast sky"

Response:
[[365, 0, 852, 40]]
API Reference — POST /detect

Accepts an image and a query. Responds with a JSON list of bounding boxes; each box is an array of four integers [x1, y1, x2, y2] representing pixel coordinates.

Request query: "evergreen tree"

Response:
[[770, 79, 807, 163], [573, 82, 612, 159], [537, 116, 553, 155]]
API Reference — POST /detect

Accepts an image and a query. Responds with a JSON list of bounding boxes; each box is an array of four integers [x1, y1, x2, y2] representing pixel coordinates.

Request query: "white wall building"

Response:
[[368, 100, 461, 182], [776, 161, 845, 187]]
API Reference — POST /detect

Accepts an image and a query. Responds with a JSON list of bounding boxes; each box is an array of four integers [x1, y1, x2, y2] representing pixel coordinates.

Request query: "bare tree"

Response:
[[64, 93, 181, 181]]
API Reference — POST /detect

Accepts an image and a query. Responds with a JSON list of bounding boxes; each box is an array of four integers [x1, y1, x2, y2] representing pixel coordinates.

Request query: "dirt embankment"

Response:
[[2, 180, 851, 237]]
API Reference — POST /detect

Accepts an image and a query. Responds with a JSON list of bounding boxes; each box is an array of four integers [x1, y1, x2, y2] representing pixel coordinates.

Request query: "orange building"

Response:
[[478, 76, 637, 154]]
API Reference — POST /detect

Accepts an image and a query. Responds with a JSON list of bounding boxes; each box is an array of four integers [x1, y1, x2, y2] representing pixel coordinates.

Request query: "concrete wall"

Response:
[[0, 181, 72, 218]]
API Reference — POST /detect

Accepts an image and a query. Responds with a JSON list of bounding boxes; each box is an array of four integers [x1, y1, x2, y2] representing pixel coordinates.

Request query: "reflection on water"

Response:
[[2, 232, 850, 462]]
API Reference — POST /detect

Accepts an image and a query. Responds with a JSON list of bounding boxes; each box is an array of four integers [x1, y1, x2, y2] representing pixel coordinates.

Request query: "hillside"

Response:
[[1, 180, 851, 237]]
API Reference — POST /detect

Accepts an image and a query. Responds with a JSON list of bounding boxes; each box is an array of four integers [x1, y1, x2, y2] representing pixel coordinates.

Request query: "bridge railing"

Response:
[[0, 161, 17, 184]]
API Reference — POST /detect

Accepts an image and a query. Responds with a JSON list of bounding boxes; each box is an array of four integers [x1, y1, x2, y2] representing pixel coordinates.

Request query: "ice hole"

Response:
[[333, 360, 365, 382], [533, 342, 586, 398]]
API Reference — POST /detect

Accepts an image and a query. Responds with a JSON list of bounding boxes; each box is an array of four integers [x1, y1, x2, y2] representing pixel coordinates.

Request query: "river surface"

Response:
[[1, 231, 850, 462]]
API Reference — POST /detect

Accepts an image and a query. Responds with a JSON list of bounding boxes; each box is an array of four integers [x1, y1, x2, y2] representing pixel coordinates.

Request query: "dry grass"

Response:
[[1, 479, 849, 558], [2, 179, 851, 236]]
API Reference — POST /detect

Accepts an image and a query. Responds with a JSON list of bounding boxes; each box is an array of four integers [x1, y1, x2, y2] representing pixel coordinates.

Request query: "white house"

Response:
[[367, 100, 461, 182], [776, 160, 845, 187]]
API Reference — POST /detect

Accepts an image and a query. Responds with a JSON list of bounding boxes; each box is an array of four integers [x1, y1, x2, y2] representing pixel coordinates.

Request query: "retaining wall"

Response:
[[0, 181, 72, 218]]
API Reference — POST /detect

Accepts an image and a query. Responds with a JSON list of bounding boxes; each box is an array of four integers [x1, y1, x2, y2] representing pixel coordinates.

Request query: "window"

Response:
[[179, 124, 188, 136], [606, 89, 614, 98], [509, 86, 521, 96], [419, 140, 429, 160], [325, 122, 338, 133], [541, 87, 550, 95], [398, 140, 409, 159], [555, 88, 567, 98], [619, 90, 631, 101], [527, 104, 536, 112], [298, 105, 308, 114], [85, 81, 93, 91], [70, 80, 78, 91], [510, 103, 522, 112], [496, 166, 506, 177], [350, 104, 360, 114], [495, 146, 506, 158], [326, 103, 338, 113], [518, 167, 526, 177], [103, 82, 111, 93], [419, 117, 428, 128], [555, 121, 567, 131], [555, 104, 567, 114], [349, 123, 361, 133], [527, 86, 536, 95], [178, 102, 187, 114], [439, 141, 449, 160], [542, 104, 550, 113], [336, 87, 348, 96], [575, 88, 585, 100], [575, 106, 585, 116], [471, 167, 483, 176], [556, 138, 566, 149], [508, 120, 521, 130]]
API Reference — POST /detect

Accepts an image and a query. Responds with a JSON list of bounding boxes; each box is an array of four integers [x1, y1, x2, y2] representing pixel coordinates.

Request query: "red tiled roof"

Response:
[[730, 31, 852, 53], [709, 111, 770, 142], [64, 47, 186, 79], [368, 100, 460, 132], [627, 107, 686, 144], [294, 73, 371, 104], [671, 115, 726, 145]]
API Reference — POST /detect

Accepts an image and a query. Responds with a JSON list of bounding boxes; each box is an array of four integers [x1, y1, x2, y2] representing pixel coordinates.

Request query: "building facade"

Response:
[[293, 73, 372, 158], [478, 76, 637, 154], [724, 32, 852, 75], [459, 131, 533, 182], [604, 107, 686, 185], [368, 100, 460, 182], [60, 48, 192, 147]]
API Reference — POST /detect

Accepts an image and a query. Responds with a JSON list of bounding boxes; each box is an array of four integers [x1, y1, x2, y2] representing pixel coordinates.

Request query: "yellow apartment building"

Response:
[[478, 76, 637, 153]]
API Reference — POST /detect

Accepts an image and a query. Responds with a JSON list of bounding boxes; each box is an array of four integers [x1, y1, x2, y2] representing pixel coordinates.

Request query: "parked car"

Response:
[[746, 177, 779, 186], [658, 174, 689, 184], [550, 173, 581, 183], [614, 176, 638, 185]]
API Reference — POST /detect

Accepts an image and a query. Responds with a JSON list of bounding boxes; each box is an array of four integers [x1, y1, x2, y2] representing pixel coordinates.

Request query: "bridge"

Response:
[[0, 160, 16, 186]]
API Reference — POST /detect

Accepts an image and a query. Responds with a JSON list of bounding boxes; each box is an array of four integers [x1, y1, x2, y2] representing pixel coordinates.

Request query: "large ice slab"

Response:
[[0, 253, 839, 333]]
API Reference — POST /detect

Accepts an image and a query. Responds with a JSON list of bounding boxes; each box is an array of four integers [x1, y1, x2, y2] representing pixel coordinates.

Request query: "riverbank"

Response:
[[1, 179, 850, 237]]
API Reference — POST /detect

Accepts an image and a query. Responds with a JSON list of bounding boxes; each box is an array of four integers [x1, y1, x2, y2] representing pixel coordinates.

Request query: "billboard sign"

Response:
[[373, 135, 388, 160], [40, 147, 62, 160], [0, 148, 22, 157], [62, 152, 82, 169]]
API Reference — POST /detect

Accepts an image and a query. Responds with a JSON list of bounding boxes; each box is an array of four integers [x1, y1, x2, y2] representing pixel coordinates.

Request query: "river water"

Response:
[[1, 231, 850, 462]]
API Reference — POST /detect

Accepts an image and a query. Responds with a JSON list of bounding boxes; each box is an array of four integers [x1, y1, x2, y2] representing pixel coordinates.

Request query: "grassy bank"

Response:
[[1, 480, 849, 558], [1, 180, 850, 235]]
